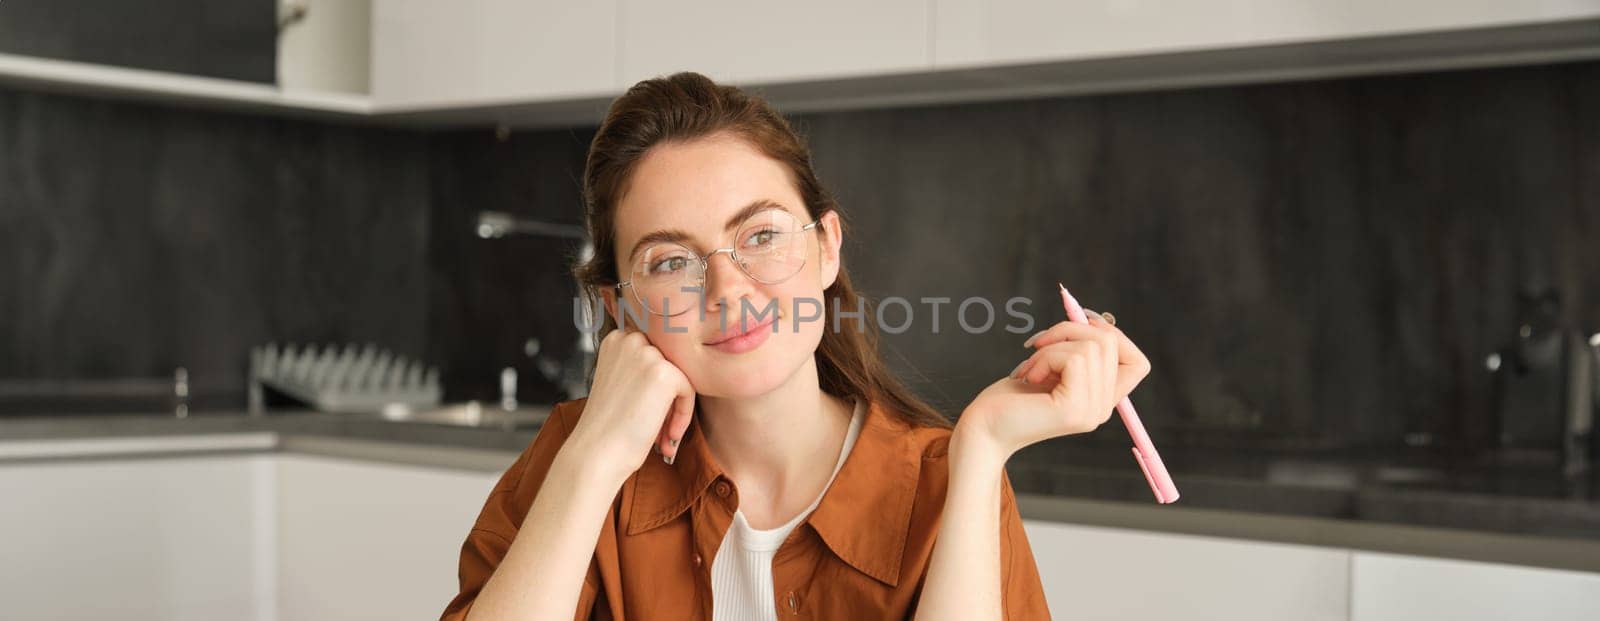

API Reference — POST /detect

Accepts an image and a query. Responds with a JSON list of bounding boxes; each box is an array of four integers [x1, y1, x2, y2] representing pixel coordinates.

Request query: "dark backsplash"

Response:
[[4, 60, 1598, 452], [0, 90, 431, 405]]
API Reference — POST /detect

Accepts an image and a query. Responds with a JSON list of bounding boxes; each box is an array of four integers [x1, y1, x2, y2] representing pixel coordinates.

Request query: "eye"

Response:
[[742, 227, 780, 250], [649, 255, 690, 276]]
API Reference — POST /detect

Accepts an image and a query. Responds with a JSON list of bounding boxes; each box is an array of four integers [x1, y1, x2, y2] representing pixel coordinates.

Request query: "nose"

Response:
[[700, 249, 754, 318]]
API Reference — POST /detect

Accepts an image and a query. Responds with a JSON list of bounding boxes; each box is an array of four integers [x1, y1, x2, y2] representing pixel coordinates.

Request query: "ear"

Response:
[[599, 286, 623, 330], [817, 210, 843, 290]]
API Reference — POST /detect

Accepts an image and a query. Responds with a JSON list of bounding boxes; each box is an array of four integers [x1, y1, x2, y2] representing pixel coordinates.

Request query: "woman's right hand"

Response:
[[563, 326, 698, 482]]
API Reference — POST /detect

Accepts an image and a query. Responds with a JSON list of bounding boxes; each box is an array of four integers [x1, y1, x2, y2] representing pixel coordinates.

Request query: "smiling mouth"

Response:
[[705, 314, 779, 345]]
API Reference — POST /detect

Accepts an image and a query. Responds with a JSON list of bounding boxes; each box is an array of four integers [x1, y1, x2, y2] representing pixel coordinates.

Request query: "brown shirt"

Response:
[[439, 395, 1052, 620]]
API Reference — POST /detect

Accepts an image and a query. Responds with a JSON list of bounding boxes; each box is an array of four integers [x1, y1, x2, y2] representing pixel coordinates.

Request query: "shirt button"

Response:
[[714, 480, 732, 497]]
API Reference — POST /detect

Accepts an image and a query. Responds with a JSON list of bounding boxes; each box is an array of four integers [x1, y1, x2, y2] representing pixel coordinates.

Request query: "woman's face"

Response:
[[604, 133, 843, 399]]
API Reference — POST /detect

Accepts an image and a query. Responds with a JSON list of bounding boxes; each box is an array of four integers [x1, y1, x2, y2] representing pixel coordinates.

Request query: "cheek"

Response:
[[776, 289, 829, 357], [640, 281, 831, 390], [640, 314, 702, 363]]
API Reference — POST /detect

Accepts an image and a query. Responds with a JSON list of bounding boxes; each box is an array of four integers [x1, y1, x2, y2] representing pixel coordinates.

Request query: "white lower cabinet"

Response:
[[275, 454, 500, 620], [8, 447, 1600, 620], [1022, 520, 1351, 620], [1350, 551, 1600, 621], [0, 454, 276, 621], [0, 449, 500, 621]]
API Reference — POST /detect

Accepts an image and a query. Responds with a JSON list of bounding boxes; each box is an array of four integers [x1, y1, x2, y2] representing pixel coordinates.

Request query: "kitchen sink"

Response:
[[379, 400, 552, 430]]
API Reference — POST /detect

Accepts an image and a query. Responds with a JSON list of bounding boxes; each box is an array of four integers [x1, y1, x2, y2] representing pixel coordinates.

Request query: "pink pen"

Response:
[[1058, 283, 1180, 504]]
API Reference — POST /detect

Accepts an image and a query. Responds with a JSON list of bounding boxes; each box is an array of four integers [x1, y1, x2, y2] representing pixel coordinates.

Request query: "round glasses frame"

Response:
[[614, 215, 823, 317]]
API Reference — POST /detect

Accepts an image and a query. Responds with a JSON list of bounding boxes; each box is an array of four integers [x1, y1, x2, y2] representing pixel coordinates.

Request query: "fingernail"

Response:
[[1022, 331, 1041, 348], [669, 438, 679, 448], [664, 453, 674, 465], [1101, 311, 1116, 326], [1010, 359, 1027, 378]]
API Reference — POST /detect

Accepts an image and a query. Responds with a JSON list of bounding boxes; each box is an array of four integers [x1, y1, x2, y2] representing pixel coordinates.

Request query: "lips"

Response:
[[705, 313, 779, 345]]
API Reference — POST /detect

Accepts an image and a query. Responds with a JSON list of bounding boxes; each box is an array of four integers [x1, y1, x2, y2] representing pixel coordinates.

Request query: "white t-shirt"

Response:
[[710, 397, 866, 621]]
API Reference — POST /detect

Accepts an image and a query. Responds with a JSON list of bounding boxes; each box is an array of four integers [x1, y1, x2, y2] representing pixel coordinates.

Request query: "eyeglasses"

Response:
[[616, 208, 823, 317]]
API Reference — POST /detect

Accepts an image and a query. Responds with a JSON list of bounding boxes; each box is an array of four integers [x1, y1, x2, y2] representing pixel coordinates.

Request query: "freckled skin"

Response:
[[606, 133, 843, 400]]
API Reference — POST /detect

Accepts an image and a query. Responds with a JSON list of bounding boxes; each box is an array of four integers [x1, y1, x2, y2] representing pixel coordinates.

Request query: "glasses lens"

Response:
[[734, 209, 809, 283], [631, 243, 700, 315]]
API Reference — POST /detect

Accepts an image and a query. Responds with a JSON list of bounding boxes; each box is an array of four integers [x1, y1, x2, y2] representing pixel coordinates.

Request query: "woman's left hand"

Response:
[[956, 310, 1152, 461]]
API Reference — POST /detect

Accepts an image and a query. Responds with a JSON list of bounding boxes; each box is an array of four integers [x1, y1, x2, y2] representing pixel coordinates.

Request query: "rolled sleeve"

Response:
[[1000, 469, 1052, 620], [439, 401, 603, 620]]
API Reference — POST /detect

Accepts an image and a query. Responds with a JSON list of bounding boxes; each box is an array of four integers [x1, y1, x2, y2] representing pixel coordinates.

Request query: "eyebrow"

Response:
[[626, 199, 788, 261]]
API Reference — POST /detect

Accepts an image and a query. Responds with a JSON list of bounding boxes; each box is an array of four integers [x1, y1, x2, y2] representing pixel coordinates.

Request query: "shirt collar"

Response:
[[623, 396, 923, 587]]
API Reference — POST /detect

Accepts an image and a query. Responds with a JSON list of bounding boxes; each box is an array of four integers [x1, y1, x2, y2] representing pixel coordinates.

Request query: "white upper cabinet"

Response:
[[371, 0, 618, 109], [933, 0, 1600, 69], [277, 0, 372, 95], [6, 0, 1597, 123], [616, 0, 931, 87]]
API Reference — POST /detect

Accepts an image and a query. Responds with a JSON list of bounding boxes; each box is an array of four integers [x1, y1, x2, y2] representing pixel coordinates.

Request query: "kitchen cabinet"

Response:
[[277, 0, 372, 95], [932, 0, 1600, 69], [0, 0, 372, 96], [0, 442, 501, 621], [0, 453, 274, 621], [276, 454, 500, 620], [370, 0, 619, 109], [353, 0, 1600, 124], [0, 0, 276, 83], [1021, 520, 1600, 620], [0, 1, 372, 121], [616, 0, 930, 87], [6, 435, 1600, 620], [1350, 551, 1600, 621], [4, 0, 1596, 126], [1022, 520, 1351, 620]]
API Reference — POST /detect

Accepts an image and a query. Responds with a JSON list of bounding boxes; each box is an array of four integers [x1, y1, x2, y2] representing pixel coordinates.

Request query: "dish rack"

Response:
[[248, 342, 441, 414]]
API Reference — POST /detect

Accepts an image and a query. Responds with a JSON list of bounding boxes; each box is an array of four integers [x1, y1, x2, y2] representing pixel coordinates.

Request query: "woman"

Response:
[[440, 72, 1151, 620]]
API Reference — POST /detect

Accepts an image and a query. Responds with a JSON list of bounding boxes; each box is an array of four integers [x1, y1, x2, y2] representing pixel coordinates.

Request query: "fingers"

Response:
[[601, 326, 697, 466], [654, 357, 697, 464], [1011, 341, 1117, 429], [1090, 314, 1151, 379], [1015, 321, 1116, 382], [1023, 319, 1123, 363], [1022, 316, 1151, 387], [655, 424, 672, 458], [1016, 339, 1115, 391], [1081, 313, 1151, 400], [659, 387, 696, 465]]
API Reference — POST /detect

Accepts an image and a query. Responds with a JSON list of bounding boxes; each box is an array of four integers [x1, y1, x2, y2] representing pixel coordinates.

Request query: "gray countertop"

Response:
[[1006, 442, 1600, 539], [0, 409, 539, 453], [1005, 443, 1600, 574], [5, 409, 1599, 574]]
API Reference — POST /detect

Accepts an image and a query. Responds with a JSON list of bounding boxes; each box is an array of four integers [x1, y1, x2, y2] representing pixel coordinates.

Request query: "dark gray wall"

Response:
[[4, 59, 1597, 454], [0, 88, 430, 407], [805, 61, 1600, 454], [0, 0, 276, 83], [432, 60, 1600, 453], [426, 130, 594, 406]]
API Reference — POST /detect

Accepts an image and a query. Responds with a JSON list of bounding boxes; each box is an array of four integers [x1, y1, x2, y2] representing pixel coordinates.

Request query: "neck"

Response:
[[697, 356, 854, 518]]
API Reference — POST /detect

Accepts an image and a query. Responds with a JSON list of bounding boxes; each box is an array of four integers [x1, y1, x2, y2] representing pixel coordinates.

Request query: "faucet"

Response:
[[476, 210, 595, 401], [173, 367, 189, 419]]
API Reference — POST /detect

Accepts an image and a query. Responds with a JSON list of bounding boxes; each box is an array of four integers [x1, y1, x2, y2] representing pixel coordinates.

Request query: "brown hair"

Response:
[[572, 71, 951, 430]]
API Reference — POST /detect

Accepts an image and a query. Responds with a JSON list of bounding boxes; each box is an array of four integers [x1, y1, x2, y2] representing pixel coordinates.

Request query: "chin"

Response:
[[689, 351, 792, 398], [689, 330, 821, 399]]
